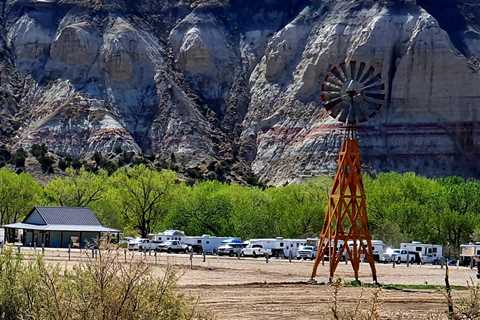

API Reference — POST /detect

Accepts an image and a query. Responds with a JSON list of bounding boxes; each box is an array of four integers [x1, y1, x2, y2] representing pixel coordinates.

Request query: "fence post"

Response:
[[154, 250, 157, 265], [42, 243, 45, 256], [406, 253, 410, 267], [124, 248, 127, 263], [202, 251, 206, 263], [265, 253, 269, 264], [190, 252, 193, 269], [68, 244, 71, 261]]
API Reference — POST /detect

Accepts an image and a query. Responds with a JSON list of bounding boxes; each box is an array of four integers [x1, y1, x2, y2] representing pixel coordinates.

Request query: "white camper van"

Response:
[[400, 241, 443, 264]]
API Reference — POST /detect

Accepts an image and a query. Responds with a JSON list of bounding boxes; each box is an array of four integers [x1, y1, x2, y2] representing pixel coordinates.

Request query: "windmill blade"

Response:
[[349, 61, 357, 80], [362, 73, 383, 87], [324, 97, 344, 111], [329, 101, 347, 118], [325, 74, 344, 86], [323, 81, 342, 91], [363, 92, 385, 101], [331, 66, 346, 83], [339, 62, 349, 82], [356, 62, 366, 81], [360, 66, 375, 83], [361, 82, 385, 92]]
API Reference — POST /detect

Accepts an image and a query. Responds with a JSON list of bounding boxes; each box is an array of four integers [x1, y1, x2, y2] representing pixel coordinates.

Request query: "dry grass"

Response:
[[0, 246, 213, 320]]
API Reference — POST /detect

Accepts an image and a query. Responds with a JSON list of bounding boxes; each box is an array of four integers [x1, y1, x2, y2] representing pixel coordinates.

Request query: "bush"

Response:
[[0, 247, 212, 320]]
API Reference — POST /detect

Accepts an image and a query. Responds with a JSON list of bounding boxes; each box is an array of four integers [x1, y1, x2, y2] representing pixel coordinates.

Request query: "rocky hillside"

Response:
[[0, 0, 479, 184]]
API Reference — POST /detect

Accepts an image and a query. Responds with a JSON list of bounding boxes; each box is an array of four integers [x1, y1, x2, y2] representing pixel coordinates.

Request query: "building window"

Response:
[[416, 247, 422, 251]]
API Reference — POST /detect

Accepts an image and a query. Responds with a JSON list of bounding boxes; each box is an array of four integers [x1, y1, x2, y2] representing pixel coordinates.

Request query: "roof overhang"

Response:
[[3, 223, 119, 233]]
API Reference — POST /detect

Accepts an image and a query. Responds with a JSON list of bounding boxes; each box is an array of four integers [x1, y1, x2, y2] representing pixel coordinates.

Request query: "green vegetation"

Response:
[[0, 166, 479, 254], [0, 247, 212, 320]]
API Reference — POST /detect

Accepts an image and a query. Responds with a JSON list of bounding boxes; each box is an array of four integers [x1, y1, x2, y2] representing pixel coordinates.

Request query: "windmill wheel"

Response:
[[321, 61, 385, 125]]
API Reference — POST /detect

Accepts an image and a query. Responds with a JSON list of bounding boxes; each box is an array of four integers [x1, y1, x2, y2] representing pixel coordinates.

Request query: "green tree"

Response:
[[0, 168, 42, 224], [43, 168, 106, 207], [110, 166, 177, 237]]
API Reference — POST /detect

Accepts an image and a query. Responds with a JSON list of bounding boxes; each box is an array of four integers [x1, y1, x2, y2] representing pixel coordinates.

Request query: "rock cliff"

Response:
[[0, 0, 479, 184]]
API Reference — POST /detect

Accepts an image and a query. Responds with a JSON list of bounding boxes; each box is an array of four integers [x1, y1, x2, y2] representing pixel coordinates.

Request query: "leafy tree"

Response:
[[0, 168, 42, 224], [43, 168, 106, 207], [110, 166, 177, 238]]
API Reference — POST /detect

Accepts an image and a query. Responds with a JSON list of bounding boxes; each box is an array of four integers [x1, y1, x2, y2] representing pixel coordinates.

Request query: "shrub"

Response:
[[0, 247, 212, 320]]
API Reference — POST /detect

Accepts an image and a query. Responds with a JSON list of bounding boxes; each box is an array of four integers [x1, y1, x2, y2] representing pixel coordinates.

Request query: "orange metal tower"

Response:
[[310, 61, 384, 284]]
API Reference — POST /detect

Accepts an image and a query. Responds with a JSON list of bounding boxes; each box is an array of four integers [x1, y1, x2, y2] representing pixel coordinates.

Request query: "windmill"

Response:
[[310, 61, 385, 284]]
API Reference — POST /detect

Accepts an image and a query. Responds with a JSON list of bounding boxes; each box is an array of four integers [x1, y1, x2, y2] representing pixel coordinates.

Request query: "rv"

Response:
[[371, 240, 386, 262], [281, 239, 310, 258], [183, 235, 240, 254], [460, 243, 480, 266], [153, 230, 185, 242], [400, 241, 443, 264]]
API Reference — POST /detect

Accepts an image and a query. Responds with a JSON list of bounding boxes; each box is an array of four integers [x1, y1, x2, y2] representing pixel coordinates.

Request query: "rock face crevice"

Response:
[[1, 0, 479, 184]]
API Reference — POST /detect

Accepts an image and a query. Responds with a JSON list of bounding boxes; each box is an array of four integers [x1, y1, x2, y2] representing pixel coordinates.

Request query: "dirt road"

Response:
[[20, 249, 478, 319]]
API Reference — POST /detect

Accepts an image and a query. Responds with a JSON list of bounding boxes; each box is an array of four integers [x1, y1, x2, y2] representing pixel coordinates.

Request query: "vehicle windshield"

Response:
[[251, 244, 263, 248]]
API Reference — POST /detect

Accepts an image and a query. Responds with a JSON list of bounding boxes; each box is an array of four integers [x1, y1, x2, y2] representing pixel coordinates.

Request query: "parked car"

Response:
[[138, 240, 163, 252], [157, 240, 189, 253], [296, 245, 316, 260], [241, 244, 270, 257], [217, 243, 244, 256]]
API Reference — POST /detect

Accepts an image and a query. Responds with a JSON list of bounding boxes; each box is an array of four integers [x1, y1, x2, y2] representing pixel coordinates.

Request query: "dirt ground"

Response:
[[18, 248, 479, 319]]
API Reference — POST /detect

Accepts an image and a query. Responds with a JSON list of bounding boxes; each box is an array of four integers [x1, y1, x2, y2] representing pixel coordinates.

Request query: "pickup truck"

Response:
[[391, 249, 418, 264], [241, 244, 270, 257], [128, 238, 149, 251], [157, 240, 189, 253], [296, 245, 316, 260], [217, 243, 244, 256], [138, 240, 163, 252]]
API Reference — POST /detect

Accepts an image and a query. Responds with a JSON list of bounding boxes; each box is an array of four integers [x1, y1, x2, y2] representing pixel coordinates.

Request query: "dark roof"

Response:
[[26, 207, 102, 226]]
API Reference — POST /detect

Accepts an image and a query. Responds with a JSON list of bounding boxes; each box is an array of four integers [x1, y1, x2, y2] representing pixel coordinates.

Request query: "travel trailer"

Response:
[[460, 242, 480, 266], [400, 241, 443, 264], [153, 230, 185, 242], [183, 235, 240, 254]]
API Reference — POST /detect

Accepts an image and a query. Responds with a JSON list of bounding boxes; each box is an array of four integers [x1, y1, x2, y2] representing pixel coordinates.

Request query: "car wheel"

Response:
[[253, 252, 257, 258], [240, 252, 244, 257], [296, 257, 301, 260], [167, 248, 172, 253]]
